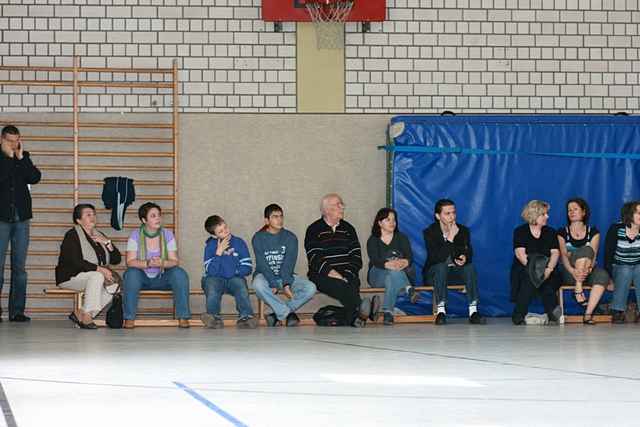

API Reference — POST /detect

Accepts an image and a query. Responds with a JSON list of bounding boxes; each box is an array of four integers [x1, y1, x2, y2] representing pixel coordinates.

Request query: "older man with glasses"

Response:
[[304, 193, 379, 327]]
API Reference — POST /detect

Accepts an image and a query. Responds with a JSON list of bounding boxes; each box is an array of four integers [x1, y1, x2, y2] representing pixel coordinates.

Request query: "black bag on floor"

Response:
[[313, 305, 347, 327], [105, 280, 124, 330], [106, 293, 124, 329]]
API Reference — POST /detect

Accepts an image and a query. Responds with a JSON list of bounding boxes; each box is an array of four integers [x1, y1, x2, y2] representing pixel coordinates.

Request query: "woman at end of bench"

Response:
[[122, 202, 191, 329], [605, 200, 640, 324], [557, 198, 611, 325], [55, 204, 122, 329]]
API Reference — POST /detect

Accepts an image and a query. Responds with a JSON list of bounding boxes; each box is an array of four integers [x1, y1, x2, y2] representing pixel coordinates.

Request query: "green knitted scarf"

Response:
[[138, 225, 168, 262]]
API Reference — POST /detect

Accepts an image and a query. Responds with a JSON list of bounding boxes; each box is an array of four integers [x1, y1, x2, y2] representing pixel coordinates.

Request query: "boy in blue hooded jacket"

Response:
[[201, 215, 256, 329]]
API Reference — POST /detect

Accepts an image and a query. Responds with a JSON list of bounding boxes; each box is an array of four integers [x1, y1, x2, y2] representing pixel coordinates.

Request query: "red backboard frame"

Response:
[[262, 0, 386, 22]]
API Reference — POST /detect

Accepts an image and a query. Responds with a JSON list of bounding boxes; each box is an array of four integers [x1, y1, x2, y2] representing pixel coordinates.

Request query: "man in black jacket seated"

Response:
[[0, 125, 42, 322], [423, 199, 485, 325], [305, 193, 378, 327]]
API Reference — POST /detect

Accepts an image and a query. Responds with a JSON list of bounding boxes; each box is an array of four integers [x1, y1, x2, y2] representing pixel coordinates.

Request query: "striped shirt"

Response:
[[613, 227, 640, 265], [304, 218, 362, 282]]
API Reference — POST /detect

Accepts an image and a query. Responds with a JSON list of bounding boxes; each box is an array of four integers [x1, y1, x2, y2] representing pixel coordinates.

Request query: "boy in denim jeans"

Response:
[[201, 215, 256, 329]]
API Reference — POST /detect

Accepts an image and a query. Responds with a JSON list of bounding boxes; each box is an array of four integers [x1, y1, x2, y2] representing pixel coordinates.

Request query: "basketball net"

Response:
[[304, 0, 355, 49]]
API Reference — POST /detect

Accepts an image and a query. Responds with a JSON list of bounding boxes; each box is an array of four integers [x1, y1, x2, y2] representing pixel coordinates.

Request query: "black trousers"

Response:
[[511, 264, 559, 324], [309, 273, 361, 325]]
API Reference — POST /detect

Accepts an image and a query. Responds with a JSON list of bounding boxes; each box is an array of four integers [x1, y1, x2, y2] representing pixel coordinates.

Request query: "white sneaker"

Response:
[[525, 313, 549, 325]]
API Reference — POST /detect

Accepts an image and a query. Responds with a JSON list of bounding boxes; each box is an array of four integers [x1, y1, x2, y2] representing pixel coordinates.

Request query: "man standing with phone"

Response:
[[0, 125, 41, 322], [423, 199, 485, 325]]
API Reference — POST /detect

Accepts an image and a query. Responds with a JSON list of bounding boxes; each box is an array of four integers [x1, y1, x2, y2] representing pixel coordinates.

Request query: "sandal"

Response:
[[583, 313, 596, 325], [68, 312, 98, 329], [573, 291, 588, 307]]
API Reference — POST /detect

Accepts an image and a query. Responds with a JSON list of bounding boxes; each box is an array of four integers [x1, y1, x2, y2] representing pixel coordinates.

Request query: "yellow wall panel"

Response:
[[297, 23, 345, 113]]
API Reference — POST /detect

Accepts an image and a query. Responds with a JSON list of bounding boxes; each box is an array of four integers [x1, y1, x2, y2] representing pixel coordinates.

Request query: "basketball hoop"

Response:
[[303, 0, 355, 49]]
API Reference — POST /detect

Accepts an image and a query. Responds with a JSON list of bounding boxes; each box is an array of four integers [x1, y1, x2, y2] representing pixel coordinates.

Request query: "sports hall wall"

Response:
[[1, 1, 638, 113], [1, 1, 640, 311]]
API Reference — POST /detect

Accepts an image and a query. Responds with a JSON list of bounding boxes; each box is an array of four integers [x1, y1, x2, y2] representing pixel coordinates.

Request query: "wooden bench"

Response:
[[44, 283, 466, 327], [44, 287, 266, 327], [360, 284, 466, 323], [558, 284, 614, 324]]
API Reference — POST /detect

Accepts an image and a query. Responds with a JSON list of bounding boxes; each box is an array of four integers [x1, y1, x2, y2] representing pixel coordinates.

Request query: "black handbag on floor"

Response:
[[104, 274, 123, 329], [313, 305, 347, 327], [106, 293, 124, 329]]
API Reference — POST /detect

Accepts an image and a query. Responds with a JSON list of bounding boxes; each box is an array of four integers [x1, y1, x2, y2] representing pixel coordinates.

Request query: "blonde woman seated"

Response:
[[557, 198, 610, 325], [510, 200, 561, 325], [55, 204, 121, 329]]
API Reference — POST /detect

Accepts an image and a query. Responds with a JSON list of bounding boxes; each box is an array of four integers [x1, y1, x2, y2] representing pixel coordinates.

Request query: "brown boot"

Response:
[[123, 320, 135, 329], [178, 319, 190, 329]]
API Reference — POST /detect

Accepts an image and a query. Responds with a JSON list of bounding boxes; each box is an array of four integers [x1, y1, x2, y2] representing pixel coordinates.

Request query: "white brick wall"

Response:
[[0, 1, 295, 112], [0, 1, 638, 113], [346, 0, 640, 112]]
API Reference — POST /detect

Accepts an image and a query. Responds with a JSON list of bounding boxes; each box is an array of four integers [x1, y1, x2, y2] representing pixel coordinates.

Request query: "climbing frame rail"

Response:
[[0, 57, 180, 317]]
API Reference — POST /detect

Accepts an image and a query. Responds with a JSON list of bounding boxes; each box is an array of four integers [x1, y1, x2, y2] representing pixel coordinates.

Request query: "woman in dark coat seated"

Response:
[[56, 204, 121, 329]]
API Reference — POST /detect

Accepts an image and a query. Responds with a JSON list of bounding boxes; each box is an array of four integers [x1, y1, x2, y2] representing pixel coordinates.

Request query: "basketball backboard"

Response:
[[262, 0, 386, 22]]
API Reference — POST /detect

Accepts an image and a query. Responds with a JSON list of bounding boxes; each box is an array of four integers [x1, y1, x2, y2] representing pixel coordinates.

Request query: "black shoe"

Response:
[[469, 312, 486, 325], [383, 312, 394, 326], [550, 305, 563, 322], [286, 312, 300, 327], [369, 295, 381, 322], [359, 297, 371, 320], [67, 311, 80, 328], [9, 314, 31, 322], [435, 312, 446, 325], [612, 310, 626, 324], [583, 313, 596, 325], [264, 313, 281, 327], [352, 317, 366, 328], [68, 312, 96, 329], [512, 319, 526, 325], [237, 316, 258, 329]]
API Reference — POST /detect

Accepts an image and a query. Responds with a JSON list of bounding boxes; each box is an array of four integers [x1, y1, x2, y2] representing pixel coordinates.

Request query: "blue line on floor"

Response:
[[0, 381, 18, 427], [174, 381, 249, 427]]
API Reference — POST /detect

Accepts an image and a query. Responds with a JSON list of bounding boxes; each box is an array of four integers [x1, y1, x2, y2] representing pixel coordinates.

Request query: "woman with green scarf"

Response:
[[122, 202, 191, 328]]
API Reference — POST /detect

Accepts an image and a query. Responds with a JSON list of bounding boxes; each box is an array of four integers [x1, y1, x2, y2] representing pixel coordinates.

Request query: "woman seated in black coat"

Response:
[[55, 204, 121, 329]]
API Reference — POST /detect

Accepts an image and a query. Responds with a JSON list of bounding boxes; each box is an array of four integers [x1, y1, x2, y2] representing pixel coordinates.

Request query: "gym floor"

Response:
[[0, 319, 637, 427]]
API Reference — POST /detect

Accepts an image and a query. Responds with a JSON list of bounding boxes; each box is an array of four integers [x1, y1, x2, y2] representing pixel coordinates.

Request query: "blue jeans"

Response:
[[367, 267, 410, 312], [611, 264, 640, 312], [201, 276, 254, 319], [123, 267, 191, 320], [426, 261, 479, 306], [252, 273, 317, 320], [0, 220, 30, 318]]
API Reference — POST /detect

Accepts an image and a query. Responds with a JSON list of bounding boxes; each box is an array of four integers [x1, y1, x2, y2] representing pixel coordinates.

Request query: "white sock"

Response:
[[469, 301, 478, 316], [437, 302, 446, 314]]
